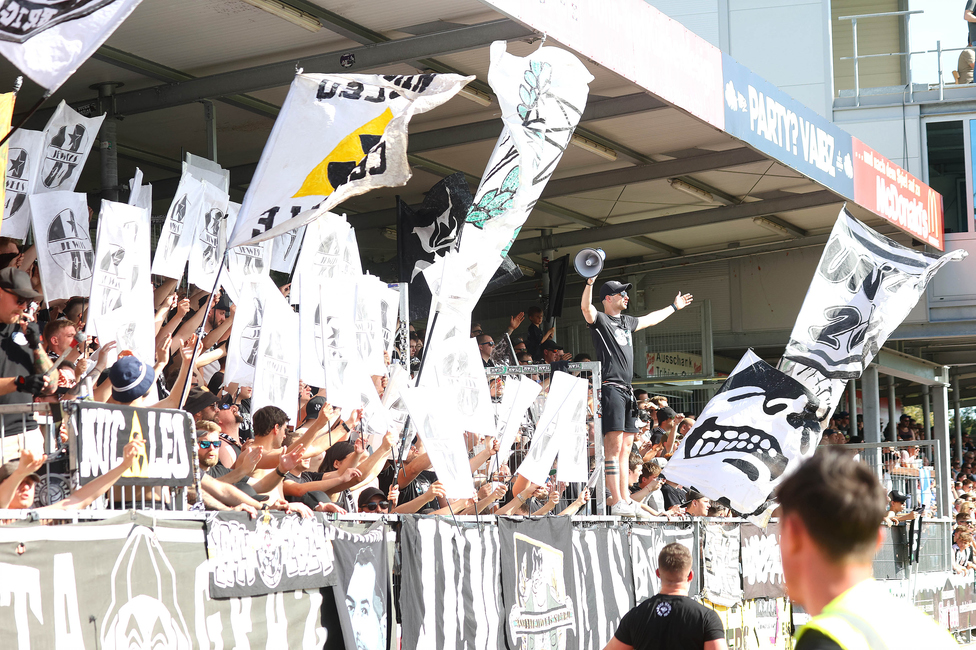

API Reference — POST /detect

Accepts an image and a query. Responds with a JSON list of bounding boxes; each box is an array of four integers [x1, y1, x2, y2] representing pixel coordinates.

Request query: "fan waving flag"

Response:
[[425, 42, 592, 313], [0, 0, 143, 92], [227, 72, 473, 248]]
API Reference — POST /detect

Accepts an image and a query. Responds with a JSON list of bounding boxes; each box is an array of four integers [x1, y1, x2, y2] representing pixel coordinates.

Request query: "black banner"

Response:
[[572, 526, 633, 649], [740, 523, 785, 599], [499, 516, 579, 650], [71, 401, 194, 486], [545, 254, 568, 321], [331, 522, 392, 650], [205, 510, 339, 598], [630, 524, 700, 603]]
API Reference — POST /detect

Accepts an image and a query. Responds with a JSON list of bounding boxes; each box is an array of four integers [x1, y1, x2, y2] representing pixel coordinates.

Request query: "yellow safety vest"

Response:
[[795, 579, 957, 650]]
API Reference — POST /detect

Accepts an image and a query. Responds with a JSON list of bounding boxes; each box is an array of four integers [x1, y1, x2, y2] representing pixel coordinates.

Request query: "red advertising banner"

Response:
[[852, 137, 944, 250]]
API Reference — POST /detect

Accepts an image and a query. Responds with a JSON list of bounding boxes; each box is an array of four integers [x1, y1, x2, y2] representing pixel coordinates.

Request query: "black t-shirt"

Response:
[[795, 629, 842, 650], [614, 594, 724, 650], [399, 469, 438, 513], [526, 323, 544, 361], [969, 0, 976, 44], [661, 483, 687, 510], [589, 311, 639, 385], [0, 322, 40, 433]]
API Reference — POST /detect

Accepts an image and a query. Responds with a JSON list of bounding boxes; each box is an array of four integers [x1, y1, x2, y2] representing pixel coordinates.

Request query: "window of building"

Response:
[[925, 120, 967, 234]]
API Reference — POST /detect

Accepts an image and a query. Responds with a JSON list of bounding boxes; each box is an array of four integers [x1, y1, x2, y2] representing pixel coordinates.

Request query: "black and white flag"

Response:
[[665, 350, 822, 515], [572, 526, 633, 650], [224, 274, 279, 388], [222, 201, 272, 304], [0, 0, 143, 91], [37, 101, 104, 194], [2, 128, 44, 240], [151, 173, 204, 280], [252, 286, 299, 424], [329, 522, 392, 650], [781, 208, 966, 417], [703, 523, 743, 606], [740, 523, 785, 600], [30, 190, 94, 302], [499, 516, 579, 650], [187, 181, 230, 290], [400, 517, 504, 650], [629, 524, 700, 603]]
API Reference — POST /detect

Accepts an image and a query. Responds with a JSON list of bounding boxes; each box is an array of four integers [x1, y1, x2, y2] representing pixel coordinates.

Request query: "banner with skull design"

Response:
[[87, 200, 154, 366], [251, 287, 300, 424], [187, 180, 230, 291], [516, 370, 589, 487], [227, 72, 472, 248], [30, 191, 94, 303], [36, 101, 104, 195], [222, 201, 272, 304], [151, 173, 205, 280], [2, 128, 45, 240], [665, 350, 822, 515], [424, 42, 592, 313], [223, 274, 280, 388], [0, 0, 143, 91], [780, 208, 966, 418]]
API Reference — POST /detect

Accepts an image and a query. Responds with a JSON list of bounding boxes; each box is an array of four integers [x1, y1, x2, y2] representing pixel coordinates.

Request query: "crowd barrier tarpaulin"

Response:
[[912, 572, 976, 633], [572, 526, 633, 650], [629, 523, 700, 602], [703, 523, 744, 607], [330, 522, 393, 650], [706, 597, 792, 650], [68, 402, 194, 487], [205, 511, 338, 598], [740, 523, 786, 600]]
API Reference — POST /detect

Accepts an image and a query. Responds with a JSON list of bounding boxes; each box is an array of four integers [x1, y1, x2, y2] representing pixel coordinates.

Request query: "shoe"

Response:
[[631, 501, 653, 520], [611, 501, 636, 518]]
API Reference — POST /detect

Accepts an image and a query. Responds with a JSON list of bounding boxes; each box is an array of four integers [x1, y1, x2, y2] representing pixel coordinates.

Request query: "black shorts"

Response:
[[601, 384, 637, 435]]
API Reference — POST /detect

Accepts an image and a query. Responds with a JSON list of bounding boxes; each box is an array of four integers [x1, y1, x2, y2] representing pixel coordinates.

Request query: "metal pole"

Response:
[[933, 383, 952, 518], [937, 40, 944, 101], [203, 100, 217, 163], [93, 82, 124, 203], [953, 376, 963, 463], [888, 375, 897, 441], [852, 18, 860, 107], [848, 379, 858, 438], [905, 13, 914, 103], [922, 384, 931, 440], [541, 228, 552, 335], [591, 363, 605, 515], [862, 366, 881, 478]]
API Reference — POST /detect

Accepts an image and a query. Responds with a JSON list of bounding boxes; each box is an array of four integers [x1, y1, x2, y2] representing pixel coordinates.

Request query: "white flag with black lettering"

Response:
[[517, 371, 588, 486], [223, 275, 280, 388], [36, 101, 104, 195], [30, 191, 93, 302], [780, 208, 966, 417], [227, 72, 472, 248], [187, 181, 230, 290], [3, 129, 45, 240], [425, 43, 592, 312], [399, 385, 475, 499], [0, 0, 143, 91], [252, 289, 299, 424], [151, 174, 204, 280]]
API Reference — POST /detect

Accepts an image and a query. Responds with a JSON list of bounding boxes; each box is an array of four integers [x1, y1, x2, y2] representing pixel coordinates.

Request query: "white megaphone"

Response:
[[573, 247, 605, 278]]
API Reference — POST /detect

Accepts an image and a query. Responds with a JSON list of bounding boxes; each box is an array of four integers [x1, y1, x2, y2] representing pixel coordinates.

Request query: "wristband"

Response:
[[671, 303, 678, 312], [260, 503, 269, 511], [340, 421, 351, 433], [275, 467, 287, 478]]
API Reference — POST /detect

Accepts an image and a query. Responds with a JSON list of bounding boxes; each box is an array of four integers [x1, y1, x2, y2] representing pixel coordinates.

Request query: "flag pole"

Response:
[[179, 250, 229, 408]]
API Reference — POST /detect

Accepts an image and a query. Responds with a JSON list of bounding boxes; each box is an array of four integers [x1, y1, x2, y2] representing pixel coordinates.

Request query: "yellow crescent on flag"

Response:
[[293, 108, 393, 198], [0, 92, 15, 237]]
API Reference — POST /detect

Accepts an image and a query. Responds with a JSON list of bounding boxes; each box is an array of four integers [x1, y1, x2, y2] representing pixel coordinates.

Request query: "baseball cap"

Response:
[[889, 490, 909, 503], [358, 487, 386, 510], [599, 280, 632, 301], [214, 293, 232, 313], [305, 396, 326, 421], [836, 411, 849, 418], [183, 387, 218, 415], [541, 340, 564, 352], [109, 355, 155, 403], [657, 406, 677, 422], [0, 460, 40, 484], [682, 489, 708, 506], [0, 267, 41, 301]]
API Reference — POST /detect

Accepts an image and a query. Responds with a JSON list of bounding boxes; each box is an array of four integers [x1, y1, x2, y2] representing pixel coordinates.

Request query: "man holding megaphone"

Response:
[[581, 269, 692, 517]]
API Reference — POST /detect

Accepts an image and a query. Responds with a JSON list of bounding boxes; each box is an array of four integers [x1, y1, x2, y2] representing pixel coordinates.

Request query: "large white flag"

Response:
[[3, 129, 44, 240], [354, 275, 398, 376], [298, 275, 328, 388], [223, 275, 279, 388], [222, 202, 272, 304], [36, 102, 104, 195], [495, 376, 541, 468], [30, 191, 93, 302], [270, 226, 305, 275], [251, 289, 299, 424], [516, 371, 588, 486], [780, 209, 967, 417], [399, 385, 476, 499], [151, 174, 204, 279], [289, 212, 351, 306], [187, 181, 230, 290], [425, 42, 592, 312], [88, 200, 154, 366], [666, 350, 822, 515], [227, 72, 472, 248], [0, 0, 143, 91], [319, 276, 358, 407]]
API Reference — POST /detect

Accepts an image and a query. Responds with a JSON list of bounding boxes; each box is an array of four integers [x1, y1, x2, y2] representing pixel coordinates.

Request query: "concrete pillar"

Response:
[[954, 376, 963, 463], [203, 100, 217, 163], [922, 384, 931, 440], [862, 366, 881, 478], [93, 82, 124, 203], [848, 380, 858, 438], [933, 384, 953, 518], [887, 375, 897, 441]]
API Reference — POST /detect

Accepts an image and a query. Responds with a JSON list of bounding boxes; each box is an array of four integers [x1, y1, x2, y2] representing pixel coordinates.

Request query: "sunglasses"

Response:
[[217, 402, 236, 410], [198, 440, 222, 449], [362, 500, 390, 511], [614, 291, 628, 298], [480, 341, 495, 347]]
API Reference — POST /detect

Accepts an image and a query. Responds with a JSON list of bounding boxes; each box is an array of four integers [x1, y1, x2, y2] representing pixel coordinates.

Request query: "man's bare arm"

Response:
[[635, 292, 693, 331], [581, 278, 598, 324]]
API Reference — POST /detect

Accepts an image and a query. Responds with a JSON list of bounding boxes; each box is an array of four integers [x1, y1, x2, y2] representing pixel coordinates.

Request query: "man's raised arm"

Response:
[[581, 277, 598, 324], [635, 292, 693, 331]]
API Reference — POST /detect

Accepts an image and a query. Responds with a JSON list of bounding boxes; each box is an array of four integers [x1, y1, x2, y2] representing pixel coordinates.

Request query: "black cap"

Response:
[[0, 460, 40, 484], [183, 387, 218, 415], [214, 293, 233, 312], [889, 490, 909, 503], [0, 268, 41, 301], [358, 487, 385, 509], [599, 280, 632, 301], [836, 411, 849, 418], [207, 371, 224, 396], [541, 339, 564, 352], [305, 396, 326, 421], [658, 406, 677, 422], [682, 489, 708, 506]]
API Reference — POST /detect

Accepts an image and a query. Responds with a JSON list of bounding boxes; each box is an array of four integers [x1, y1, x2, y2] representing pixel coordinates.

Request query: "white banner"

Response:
[[350, 364, 389, 452], [151, 174, 204, 279], [666, 350, 822, 515], [517, 371, 588, 486], [400, 385, 475, 499], [319, 276, 358, 408], [3, 129, 44, 240], [298, 275, 328, 388], [495, 376, 541, 468], [185, 153, 229, 193], [36, 101, 104, 194], [30, 191, 93, 302], [187, 181, 230, 290], [382, 365, 413, 456], [227, 72, 472, 247], [781, 208, 966, 417], [223, 275, 280, 388], [270, 225, 305, 275], [127, 168, 152, 213], [425, 43, 592, 312], [290, 212, 353, 307], [222, 201, 272, 304], [87, 200, 153, 364], [354, 275, 394, 376], [251, 289, 299, 424], [0, 0, 143, 91], [556, 379, 589, 483]]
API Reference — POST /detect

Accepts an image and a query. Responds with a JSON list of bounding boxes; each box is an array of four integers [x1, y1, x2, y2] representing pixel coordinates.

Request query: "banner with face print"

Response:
[[665, 350, 822, 515], [399, 385, 476, 499], [30, 191, 94, 302], [224, 275, 280, 388], [36, 101, 104, 194], [2, 128, 43, 240], [151, 173, 205, 280], [780, 209, 966, 417], [517, 371, 588, 487], [187, 181, 230, 291], [252, 288, 299, 424], [222, 201, 272, 304], [289, 212, 356, 309], [425, 43, 592, 313], [353, 275, 398, 376], [330, 523, 391, 650], [228, 72, 472, 248]]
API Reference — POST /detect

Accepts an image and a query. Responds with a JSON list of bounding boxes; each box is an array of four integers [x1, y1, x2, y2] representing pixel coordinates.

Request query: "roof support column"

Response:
[[862, 366, 881, 481], [887, 375, 897, 441], [203, 100, 217, 163], [93, 82, 123, 203], [933, 382, 952, 518], [922, 385, 931, 440], [954, 375, 963, 463], [848, 380, 858, 438]]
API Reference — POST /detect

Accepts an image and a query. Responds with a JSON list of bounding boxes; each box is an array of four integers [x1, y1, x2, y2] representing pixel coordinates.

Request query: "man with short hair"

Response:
[[683, 489, 710, 517], [776, 448, 956, 649], [541, 339, 571, 365], [184, 386, 219, 425], [604, 542, 726, 650], [582, 275, 691, 517], [477, 333, 495, 367]]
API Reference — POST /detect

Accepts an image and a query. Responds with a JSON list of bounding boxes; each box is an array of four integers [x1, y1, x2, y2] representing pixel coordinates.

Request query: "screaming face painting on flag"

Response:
[[187, 181, 230, 290], [252, 289, 299, 424], [665, 350, 821, 515], [227, 72, 472, 248]]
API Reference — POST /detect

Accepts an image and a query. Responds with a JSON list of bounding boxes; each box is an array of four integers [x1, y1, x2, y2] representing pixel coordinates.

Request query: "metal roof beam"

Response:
[[103, 20, 534, 117], [509, 190, 839, 255]]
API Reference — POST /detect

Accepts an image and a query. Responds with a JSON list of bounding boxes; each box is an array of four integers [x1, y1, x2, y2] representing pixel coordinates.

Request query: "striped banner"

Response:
[[571, 526, 634, 650]]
